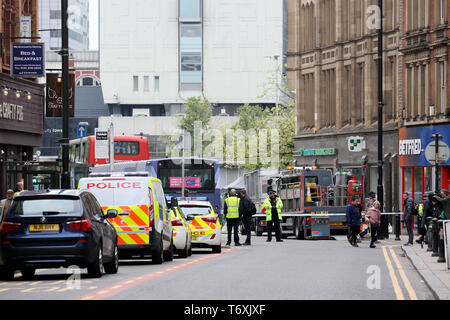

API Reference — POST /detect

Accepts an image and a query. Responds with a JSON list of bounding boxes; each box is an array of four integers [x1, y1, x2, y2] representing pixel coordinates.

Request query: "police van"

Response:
[[78, 173, 173, 264]]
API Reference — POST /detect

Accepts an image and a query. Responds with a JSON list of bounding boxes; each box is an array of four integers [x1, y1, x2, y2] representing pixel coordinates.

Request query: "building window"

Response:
[[144, 76, 150, 92], [82, 77, 93, 86], [50, 10, 61, 19], [180, 23, 202, 85], [440, 0, 447, 25], [439, 62, 446, 114], [180, 0, 201, 19], [154, 76, 160, 92], [133, 76, 139, 92]]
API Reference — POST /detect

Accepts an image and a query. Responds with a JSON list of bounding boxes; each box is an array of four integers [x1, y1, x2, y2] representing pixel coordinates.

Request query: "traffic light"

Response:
[[32, 177, 38, 185]]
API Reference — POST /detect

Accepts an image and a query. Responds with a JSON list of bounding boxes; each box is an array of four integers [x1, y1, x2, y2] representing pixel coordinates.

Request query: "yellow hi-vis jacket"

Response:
[[225, 196, 240, 219], [262, 196, 283, 221]]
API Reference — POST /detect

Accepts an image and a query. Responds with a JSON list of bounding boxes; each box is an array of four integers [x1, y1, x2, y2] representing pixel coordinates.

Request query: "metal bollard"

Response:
[[437, 221, 446, 263], [432, 218, 439, 257], [426, 217, 433, 252], [395, 214, 401, 241]]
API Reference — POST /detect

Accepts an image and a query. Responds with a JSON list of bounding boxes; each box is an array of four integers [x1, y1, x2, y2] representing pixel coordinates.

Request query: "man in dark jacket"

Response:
[[416, 193, 434, 244], [434, 189, 450, 220], [402, 192, 414, 246], [239, 189, 254, 246], [346, 196, 361, 247]]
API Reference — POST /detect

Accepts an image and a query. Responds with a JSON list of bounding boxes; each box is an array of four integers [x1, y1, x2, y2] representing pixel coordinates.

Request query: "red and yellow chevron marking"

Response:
[[102, 205, 150, 245], [189, 216, 217, 236]]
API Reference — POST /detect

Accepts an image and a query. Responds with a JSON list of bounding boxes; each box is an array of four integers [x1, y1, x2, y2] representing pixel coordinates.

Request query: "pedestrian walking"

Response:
[[239, 189, 256, 246], [434, 189, 450, 220], [262, 190, 283, 242], [365, 191, 376, 209], [224, 189, 241, 246], [415, 193, 434, 244], [365, 201, 381, 248], [346, 196, 361, 247], [0, 189, 14, 224], [402, 192, 414, 246]]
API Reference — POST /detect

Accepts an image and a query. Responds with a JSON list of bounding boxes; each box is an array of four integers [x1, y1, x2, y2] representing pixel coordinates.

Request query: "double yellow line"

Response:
[[382, 245, 418, 300]]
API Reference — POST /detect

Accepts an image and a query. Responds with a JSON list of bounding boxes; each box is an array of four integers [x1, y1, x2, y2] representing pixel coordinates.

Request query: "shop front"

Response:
[[294, 129, 399, 207], [399, 123, 450, 203], [0, 73, 45, 198]]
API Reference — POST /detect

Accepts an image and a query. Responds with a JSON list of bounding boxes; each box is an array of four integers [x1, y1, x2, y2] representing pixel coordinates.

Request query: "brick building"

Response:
[[286, 0, 401, 203], [0, 0, 45, 197], [398, 0, 449, 199]]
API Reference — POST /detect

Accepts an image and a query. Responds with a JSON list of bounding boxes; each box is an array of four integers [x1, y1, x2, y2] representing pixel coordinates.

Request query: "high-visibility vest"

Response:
[[225, 196, 240, 219], [262, 197, 283, 221], [418, 203, 424, 217]]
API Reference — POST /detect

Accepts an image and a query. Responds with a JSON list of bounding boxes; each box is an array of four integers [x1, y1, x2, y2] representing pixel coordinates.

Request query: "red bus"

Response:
[[69, 135, 149, 165]]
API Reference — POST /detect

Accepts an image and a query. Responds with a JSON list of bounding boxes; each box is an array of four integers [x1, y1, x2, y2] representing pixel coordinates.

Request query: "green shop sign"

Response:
[[299, 148, 336, 156]]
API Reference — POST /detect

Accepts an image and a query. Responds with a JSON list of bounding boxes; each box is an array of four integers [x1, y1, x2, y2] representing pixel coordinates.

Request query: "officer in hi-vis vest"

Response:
[[262, 190, 283, 242], [224, 189, 241, 246]]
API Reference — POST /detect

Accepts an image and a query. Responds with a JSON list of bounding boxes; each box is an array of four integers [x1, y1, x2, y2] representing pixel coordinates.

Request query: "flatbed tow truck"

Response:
[[248, 168, 365, 240]]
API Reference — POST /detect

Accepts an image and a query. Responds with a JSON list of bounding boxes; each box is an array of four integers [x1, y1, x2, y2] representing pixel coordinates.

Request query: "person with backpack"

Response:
[[415, 193, 434, 244], [239, 189, 256, 246], [402, 192, 415, 246]]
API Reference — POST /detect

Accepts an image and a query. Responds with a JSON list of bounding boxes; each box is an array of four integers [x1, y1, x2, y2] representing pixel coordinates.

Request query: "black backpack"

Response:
[[249, 199, 257, 215]]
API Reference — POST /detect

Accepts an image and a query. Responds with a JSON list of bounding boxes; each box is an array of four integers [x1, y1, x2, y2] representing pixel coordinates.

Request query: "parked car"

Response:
[[0, 190, 119, 280], [178, 200, 222, 254]]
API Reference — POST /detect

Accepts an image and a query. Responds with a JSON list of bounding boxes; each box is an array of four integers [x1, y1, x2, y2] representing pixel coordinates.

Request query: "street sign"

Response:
[[77, 124, 87, 138], [20, 16, 32, 43], [424, 140, 450, 165], [95, 129, 109, 160], [11, 43, 45, 77]]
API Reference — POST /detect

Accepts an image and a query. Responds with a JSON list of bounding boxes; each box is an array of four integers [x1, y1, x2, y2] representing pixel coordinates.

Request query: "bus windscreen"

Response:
[[158, 167, 214, 193]]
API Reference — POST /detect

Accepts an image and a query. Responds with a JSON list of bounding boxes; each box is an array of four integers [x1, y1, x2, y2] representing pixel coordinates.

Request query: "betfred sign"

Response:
[[86, 181, 142, 190]]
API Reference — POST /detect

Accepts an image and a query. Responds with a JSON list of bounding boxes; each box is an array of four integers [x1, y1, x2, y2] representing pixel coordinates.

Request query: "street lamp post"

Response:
[[60, 0, 70, 189], [181, 126, 186, 198], [377, 0, 386, 238], [431, 134, 443, 193]]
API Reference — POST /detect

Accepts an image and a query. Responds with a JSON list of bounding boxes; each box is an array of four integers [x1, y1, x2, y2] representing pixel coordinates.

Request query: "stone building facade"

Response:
[[399, 0, 449, 199], [286, 0, 402, 199]]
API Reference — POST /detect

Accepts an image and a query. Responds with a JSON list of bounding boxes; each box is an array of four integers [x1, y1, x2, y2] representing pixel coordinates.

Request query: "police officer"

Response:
[[224, 189, 241, 246], [262, 190, 283, 242], [13, 181, 23, 198]]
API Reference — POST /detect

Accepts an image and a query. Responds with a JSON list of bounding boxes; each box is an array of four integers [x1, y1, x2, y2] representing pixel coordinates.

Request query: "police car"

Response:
[[178, 199, 222, 254], [168, 199, 192, 258], [78, 173, 174, 264]]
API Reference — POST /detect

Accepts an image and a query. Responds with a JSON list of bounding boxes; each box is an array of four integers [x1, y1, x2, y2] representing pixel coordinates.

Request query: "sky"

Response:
[[89, 0, 99, 50]]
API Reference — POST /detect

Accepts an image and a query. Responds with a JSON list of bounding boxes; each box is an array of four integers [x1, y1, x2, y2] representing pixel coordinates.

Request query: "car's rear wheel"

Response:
[[163, 238, 174, 262], [87, 245, 104, 278], [152, 237, 164, 265], [212, 245, 221, 254], [188, 240, 193, 256], [104, 243, 119, 274], [178, 236, 189, 258], [20, 268, 36, 280], [0, 267, 15, 281]]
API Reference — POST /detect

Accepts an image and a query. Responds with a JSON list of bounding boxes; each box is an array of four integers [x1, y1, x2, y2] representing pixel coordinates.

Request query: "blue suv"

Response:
[[0, 190, 119, 280]]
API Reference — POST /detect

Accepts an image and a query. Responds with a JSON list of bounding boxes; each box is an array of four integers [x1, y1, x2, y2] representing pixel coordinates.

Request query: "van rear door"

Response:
[[79, 177, 150, 246]]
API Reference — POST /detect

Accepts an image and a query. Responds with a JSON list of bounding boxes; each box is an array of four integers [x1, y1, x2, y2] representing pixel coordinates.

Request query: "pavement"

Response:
[[224, 225, 449, 300], [400, 235, 450, 300]]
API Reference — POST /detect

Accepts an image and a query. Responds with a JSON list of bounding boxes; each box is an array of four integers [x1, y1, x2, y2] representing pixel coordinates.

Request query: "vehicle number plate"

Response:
[[29, 224, 59, 232], [192, 236, 199, 241], [192, 231, 207, 236], [330, 222, 342, 226]]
